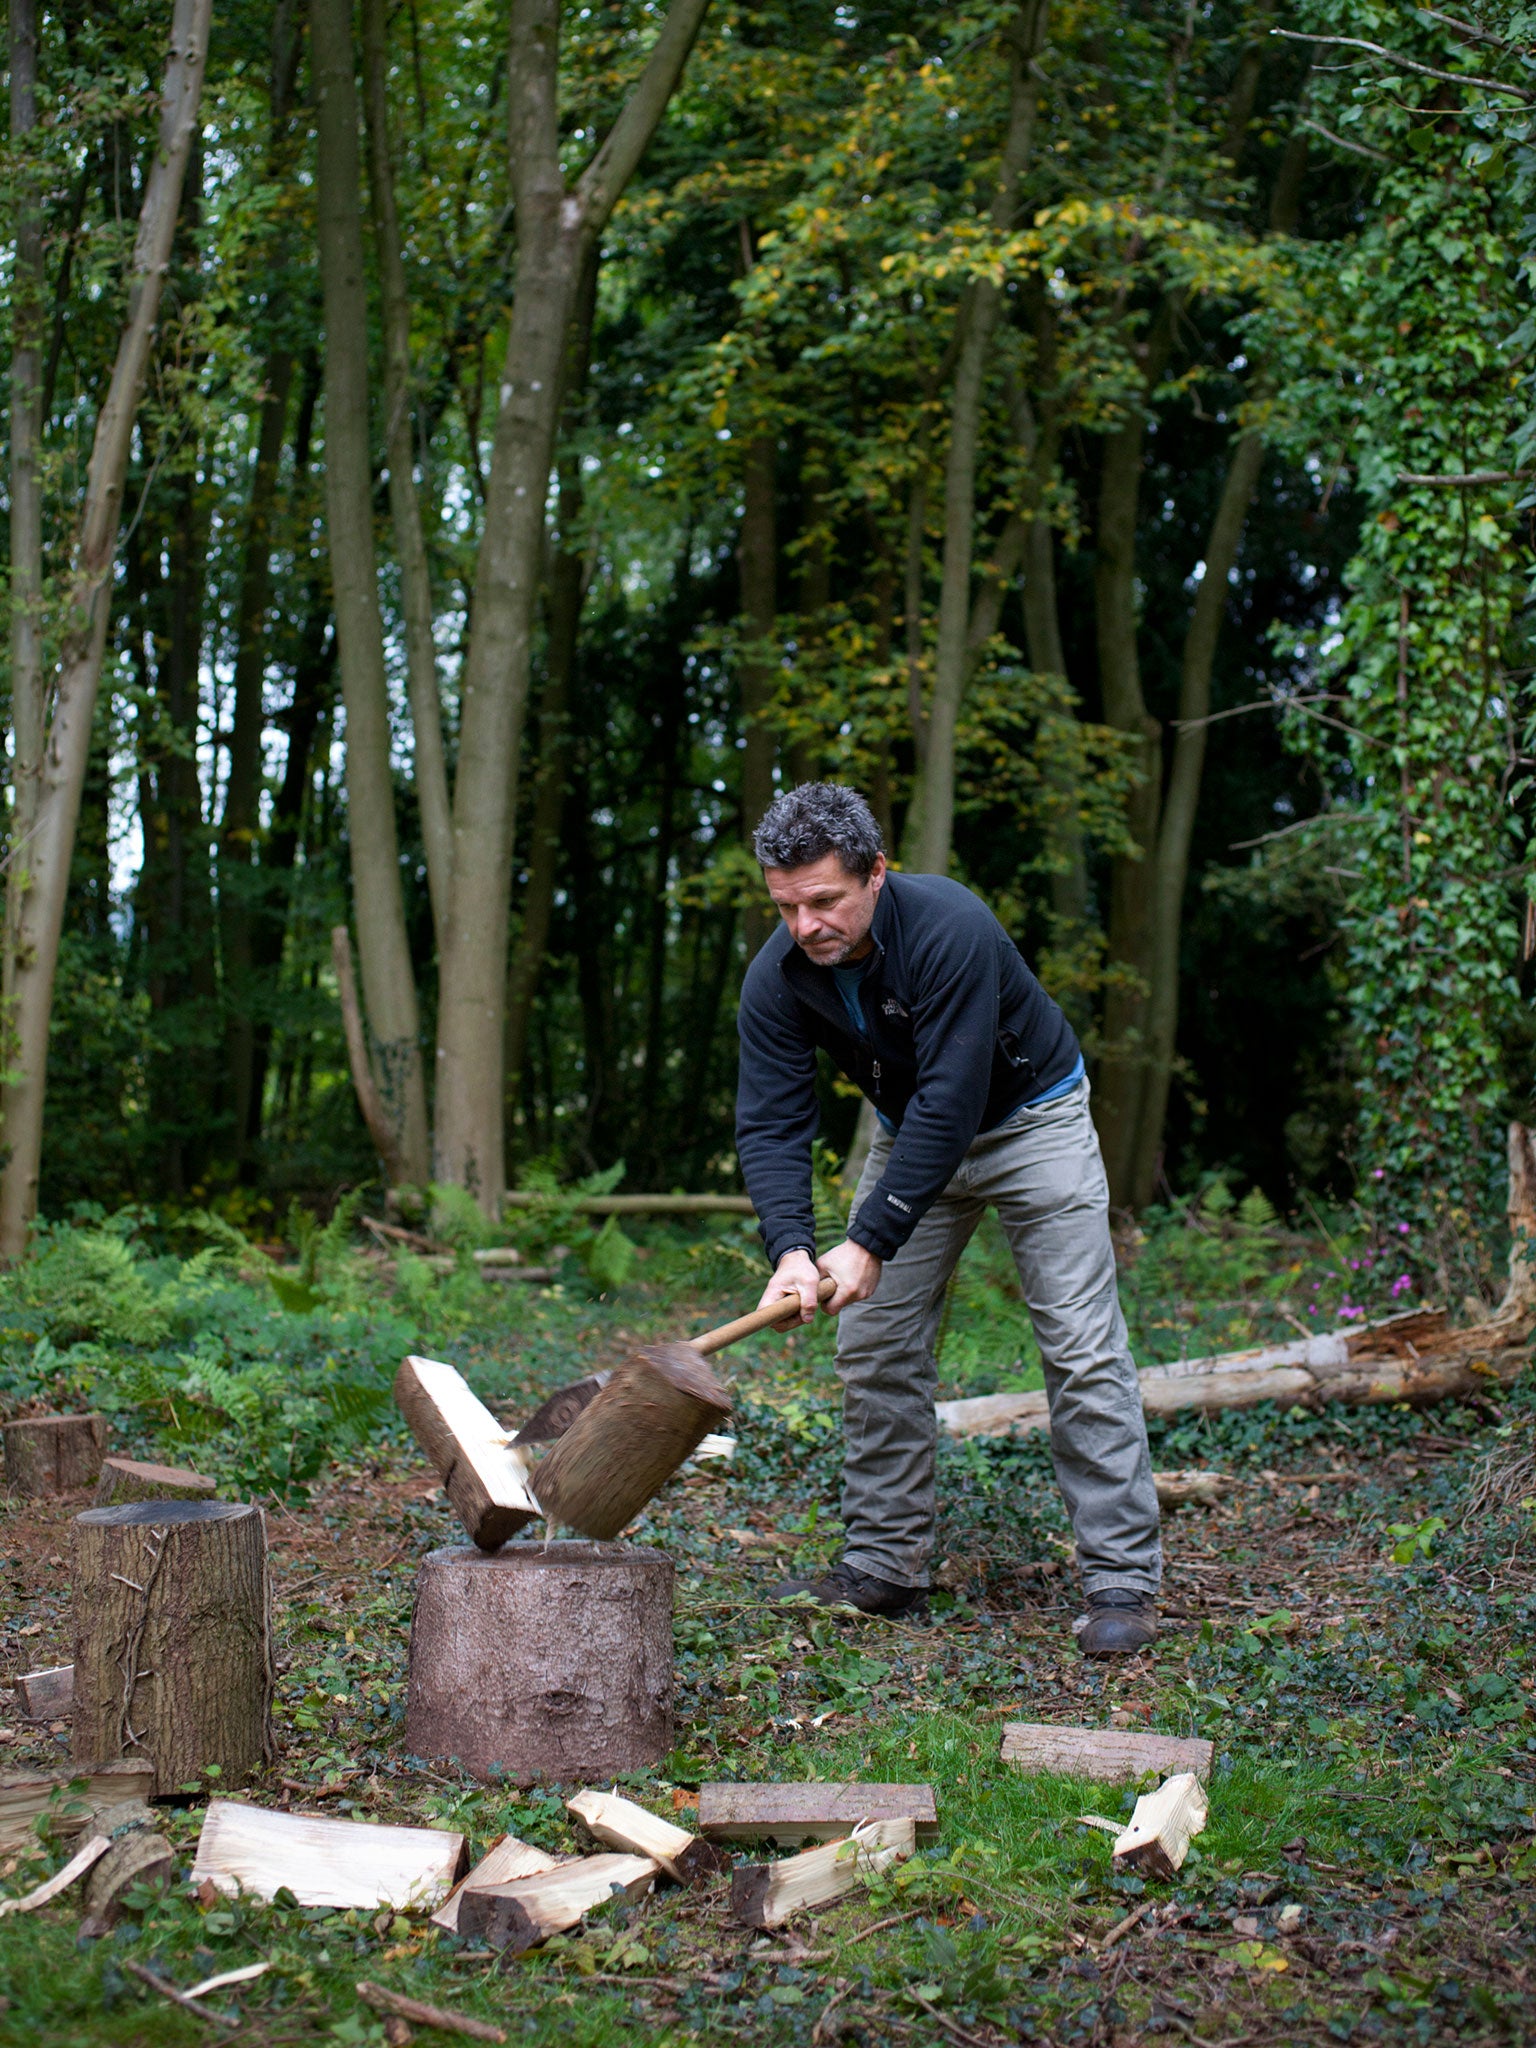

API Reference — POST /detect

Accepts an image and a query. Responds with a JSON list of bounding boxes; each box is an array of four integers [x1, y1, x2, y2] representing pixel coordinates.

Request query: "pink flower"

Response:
[[1390, 1274, 1412, 1297]]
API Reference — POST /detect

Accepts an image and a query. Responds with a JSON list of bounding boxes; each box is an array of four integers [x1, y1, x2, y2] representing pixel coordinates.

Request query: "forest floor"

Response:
[[0, 1197, 1534, 2046]]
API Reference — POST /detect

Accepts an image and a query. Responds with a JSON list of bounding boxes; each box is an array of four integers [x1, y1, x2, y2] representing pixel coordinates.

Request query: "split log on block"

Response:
[[405, 1543, 674, 1783], [940, 1124, 1536, 1443], [567, 1788, 728, 1886], [71, 1500, 271, 1795], [532, 1343, 732, 1539], [394, 1355, 539, 1550], [93, 1456, 216, 1507], [511, 1373, 610, 1445], [1112, 1771, 1209, 1881], [0, 1761, 155, 1853], [698, 1782, 939, 1845], [1001, 1724, 1213, 1783], [431, 1834, 568, 1933], [78, 1828, 175, 1936], [1153, 1469, 1236, 1509], [190, 1799, 466, 1911], [730, 1817, 916, 1930], [3, 1412, 106, 1495], [457, 1853, 658, 1956], [14, 1665, 73, 1720]]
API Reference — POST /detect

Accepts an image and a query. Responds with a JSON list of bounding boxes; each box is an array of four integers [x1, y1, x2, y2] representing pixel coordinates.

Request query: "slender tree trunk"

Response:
[[1090, 414, 1161, 1205], [360, 0, 454, 942], [739, 427, 777, 954], [432, 0, 710, 1212], [903, 0, 1048, 875], [1128, 424, 1267, 1205], [312, 0, 431, 1184], [0, 0, 213, 1261], [6, 0, 45, 940]]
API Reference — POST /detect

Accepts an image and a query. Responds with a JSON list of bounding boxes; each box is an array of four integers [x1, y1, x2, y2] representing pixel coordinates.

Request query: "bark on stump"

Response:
[[406, 1543, 673, 1783], [94, 1456, 216, 1507], [4, 1413, 105, 1495], [532, 1343, 730, 1539], [71, 1501, 271, 1794]]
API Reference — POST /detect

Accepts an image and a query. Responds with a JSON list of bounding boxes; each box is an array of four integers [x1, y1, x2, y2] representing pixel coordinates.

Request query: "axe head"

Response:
[[510, 1370, 610, 1445]]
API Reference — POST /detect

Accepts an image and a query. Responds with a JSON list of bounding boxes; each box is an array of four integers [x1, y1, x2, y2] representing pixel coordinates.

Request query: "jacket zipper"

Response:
[[871, 1058, 882, 1099]]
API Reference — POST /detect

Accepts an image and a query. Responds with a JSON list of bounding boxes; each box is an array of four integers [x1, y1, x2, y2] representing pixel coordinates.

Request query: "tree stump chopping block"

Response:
[[4, 1414, 106, 1496], [532, 1343, 731, 1539], [71, 1501, 271, 1795], [405, 1543, 673, 1783]]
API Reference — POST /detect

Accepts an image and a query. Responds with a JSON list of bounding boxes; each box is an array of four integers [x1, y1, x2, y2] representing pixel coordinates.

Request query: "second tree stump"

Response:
[[71, 1501, 271, 1793], [4, 1414, 106, 1496], [405, 1542, 673, 1782]]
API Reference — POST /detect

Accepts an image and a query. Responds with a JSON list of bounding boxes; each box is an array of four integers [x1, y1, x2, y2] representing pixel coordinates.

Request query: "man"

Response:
[[735, 783, 1161, 1656]]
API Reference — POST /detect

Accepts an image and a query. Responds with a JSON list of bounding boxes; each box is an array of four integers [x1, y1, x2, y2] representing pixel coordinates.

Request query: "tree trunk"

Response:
[[738, 423, 778, 955], [71, 1500, 271, 1794], [1090, 413, 1162, 1206], [903, 0, 1048, 876], [360, 0, 454, 943], [3, 1412, 105, 1495], [5, 0, 45, 970], [1128, 423, 1267, 1206], [405, 1542, 674, 1784], [0, 0, 213, 1262], [431, 0, 711, 1214], [311, 0, 431, 1185]]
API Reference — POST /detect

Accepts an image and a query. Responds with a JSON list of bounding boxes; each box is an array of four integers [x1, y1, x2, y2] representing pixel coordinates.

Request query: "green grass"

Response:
[[1, 1199, 1533, 2044]]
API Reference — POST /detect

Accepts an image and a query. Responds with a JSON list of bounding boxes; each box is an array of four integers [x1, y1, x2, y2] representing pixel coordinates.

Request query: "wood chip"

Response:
[[0, 1833, 110, 1916]]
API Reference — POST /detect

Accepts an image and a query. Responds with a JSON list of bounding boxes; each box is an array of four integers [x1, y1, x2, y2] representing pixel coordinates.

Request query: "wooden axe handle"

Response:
[[688, 1278, 837, 1358]]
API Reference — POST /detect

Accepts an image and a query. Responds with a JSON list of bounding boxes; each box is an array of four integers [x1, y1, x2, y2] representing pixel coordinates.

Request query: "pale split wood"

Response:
[[190, 1800, 466, 1911], [730, 1817, 917, 1930], [698, 1782, 939, 1845], [357, 1982, 506, 2043], [456, 1852, 659, 1954], [94, 1456, 215, 1506], [0, 1832, 109, 1916], [124, 1960, 240, 2031], [1112, 1772, 1209, 1881], [14, 1665, 73, 1719], [0, 1761, 155, 1853], [566, 1787, 728, 1886], [430, 1833, 566, 1932], [394, 1355, 539, 1549], [1001, 1724, 1213, 1783], [183, 1963, 272, 2001]]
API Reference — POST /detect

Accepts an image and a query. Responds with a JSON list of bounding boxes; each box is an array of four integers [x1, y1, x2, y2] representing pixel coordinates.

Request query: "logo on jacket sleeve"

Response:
[[885, 1193, 911, 1213]]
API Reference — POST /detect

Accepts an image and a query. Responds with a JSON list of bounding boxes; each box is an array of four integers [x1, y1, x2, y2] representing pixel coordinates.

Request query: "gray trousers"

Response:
[[837, 1080, 1162, 1597]]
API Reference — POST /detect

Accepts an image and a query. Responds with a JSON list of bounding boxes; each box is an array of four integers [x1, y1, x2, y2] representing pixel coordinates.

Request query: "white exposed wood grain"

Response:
[[190, 1800, 465, 1910]]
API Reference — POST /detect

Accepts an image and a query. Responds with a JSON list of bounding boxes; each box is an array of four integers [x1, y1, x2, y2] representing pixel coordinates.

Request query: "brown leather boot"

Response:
[[1076, 1588, 1158, 1657], [772, 1561, 929, 1618]]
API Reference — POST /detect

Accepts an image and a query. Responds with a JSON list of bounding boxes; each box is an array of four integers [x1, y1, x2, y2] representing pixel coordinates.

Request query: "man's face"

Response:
[[763, 852, 886, 966]]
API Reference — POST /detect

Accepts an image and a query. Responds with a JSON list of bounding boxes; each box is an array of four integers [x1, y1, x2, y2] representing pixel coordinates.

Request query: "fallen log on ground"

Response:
[[503, 1191, 753, 1215], [939, 1123, 1536, 1443], [698, 1782, 939, 1845], [1001, 1724, 1212, 1782]]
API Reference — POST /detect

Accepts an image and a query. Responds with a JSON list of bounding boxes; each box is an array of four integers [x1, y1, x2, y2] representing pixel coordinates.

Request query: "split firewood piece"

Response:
[[190, 1800, 466, 1911], [394, 1356, 539, 1550], [1000, 1724, 1213, 1783], [94, 1455, 216, 1507], [1152, 1469, 1235, 1508], [698, 1782, 938, 1845], [1112, 1772, 1209, 1881], [3, 1412, 106, 1495], [430, 1833, 567, 1933], [14, 1665, 73, 1720], [730, 1817, 916, 1930], [0, 1761, 155, 1853], [532, 1343, 731, 1540], [79, 1828, 176, 1936], [357, 1982, 507, 2043], [457, 1853, 659, 1956], [0, 1833, 110, 1917], [567, 1788, 728, 1886]]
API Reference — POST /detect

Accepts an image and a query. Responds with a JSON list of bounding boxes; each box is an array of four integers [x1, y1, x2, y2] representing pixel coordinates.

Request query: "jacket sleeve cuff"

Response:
[[848, 1212, 905, 1262], [764, 1230, 817, 1269]]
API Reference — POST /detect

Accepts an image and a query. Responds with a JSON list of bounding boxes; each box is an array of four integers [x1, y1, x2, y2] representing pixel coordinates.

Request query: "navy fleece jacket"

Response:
[[735, 871, 1080, 1266]]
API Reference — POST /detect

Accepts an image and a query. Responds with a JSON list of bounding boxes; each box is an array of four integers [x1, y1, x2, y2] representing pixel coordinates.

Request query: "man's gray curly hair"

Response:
[[752, 783, 884, 880]]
